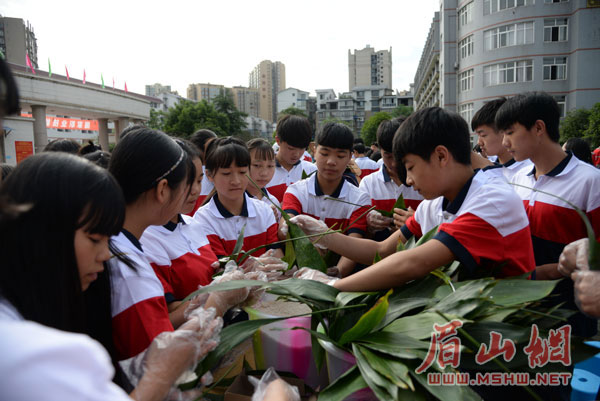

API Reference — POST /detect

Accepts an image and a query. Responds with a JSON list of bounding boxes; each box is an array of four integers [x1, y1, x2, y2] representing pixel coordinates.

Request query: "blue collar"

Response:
[[502, 158, 516, 168], [275, 158, 302, 168], [163, 214, 184, 232], [382, 166, 392, 182], [121, 229, 143, 252], [245, 188, 269, 199], [314, 173, 345, 198], [442, 174, 475, 215], [527, 152, 572, 177], [214, 194, 249, 218]]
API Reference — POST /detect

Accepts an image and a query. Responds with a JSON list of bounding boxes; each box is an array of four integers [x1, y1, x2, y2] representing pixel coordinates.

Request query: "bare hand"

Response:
[[393, 206, 414, 229]]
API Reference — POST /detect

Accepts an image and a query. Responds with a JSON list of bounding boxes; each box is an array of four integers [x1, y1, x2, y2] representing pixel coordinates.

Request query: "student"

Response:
[[265, 115, 317, 202], [189, 129, 218, 214], [0, 153, 221, 401], [141, 138, 218, 308], [282, 122, 371, 277], [472, 98, 531, 180], [44, 138, 81, 154], [359, 118, 423, 240], [108, 128, 248, 360], [563, 137, 593, 165], [293, 107, 535, 290], [352, 143, 379, 179], [247, 138, 281, 218], [495, 92, 600, 336], [194, 137, 283, 259]]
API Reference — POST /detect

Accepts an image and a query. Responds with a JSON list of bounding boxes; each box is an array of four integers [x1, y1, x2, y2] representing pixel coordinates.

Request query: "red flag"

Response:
[[26, 53, 36, 74], [124, 82, 128, 92], [83, 69, 86, 84], [65, 65, 70, 80]]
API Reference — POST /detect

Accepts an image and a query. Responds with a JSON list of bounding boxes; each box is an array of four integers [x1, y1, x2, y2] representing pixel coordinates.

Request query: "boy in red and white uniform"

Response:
[[265, 115, 317, 202], [352, 143, 379, 179]]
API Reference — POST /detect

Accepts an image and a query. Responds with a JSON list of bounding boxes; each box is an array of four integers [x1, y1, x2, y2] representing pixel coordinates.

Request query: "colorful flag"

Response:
[[65, 65, 70, 80], [82, 69, 86, 84], [124, 82, 128, 93], [26, 53, 36, 74], [101, 74, 105, 89], [48, 58, 52, 77]]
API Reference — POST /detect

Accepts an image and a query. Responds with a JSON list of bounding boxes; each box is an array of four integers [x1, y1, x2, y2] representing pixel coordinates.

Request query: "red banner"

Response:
[[20, 113, 99, 131], [15, 141, 34, 164]]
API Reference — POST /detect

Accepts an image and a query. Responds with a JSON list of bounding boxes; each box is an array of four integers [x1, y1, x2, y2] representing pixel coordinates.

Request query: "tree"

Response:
[[212, 88, 247, 135], [391, 105, 413, 118], [278, 107, 307, 118], [161, 99, 229, 137], [583, 102, 600, 148], [560, 108, 591, 144], [147, 108, 164, 130], [360, 112, 392, 145]]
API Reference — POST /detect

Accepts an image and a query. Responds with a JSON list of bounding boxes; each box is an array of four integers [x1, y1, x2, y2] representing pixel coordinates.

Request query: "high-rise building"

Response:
[[145, 83, 174, 97], [413, 0, 600, 124], [249, 60, 286, 122], [230, 86, 260, 117], [348, 45, 392, 91], [0, 17, 38, 68], [187, 83, 225, 102]]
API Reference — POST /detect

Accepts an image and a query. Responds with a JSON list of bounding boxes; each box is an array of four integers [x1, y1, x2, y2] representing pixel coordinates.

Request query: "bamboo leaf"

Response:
[[383, 312, 468, 339], [408, 368, 482, 401], [339, 289, 392, 345], [487, 278, 560, 306], [377, 297, 432, 329], [393, 193, 406, 211], [282, 233, 296, 266], [373, 251, 382, 264], [318, 366, 368, 401], [268, 278, 339, 303], [415, 224, 439, 247], [288, 222, 328, 273], [429, 268, 456, 292], [334, 291, 375, 308], [352, 343, 398, 400], [231, 223, 246, 257], [355, 344, 413, 390]]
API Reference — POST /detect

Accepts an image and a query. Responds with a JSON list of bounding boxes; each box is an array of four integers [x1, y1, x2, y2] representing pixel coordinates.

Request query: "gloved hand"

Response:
[[241, 249, 289, 274], [294, 267, 339, 286], [250, 367, 300, 401], [129, 307, 223, 401], [558, 238, 589, 277], [572, 270, 600, 318], [278, 219, 288, 240], [243, 270, 269, 303], [289, 215, 331, 249], [367, 210, 393, 232], [393, 206, 414, 229]]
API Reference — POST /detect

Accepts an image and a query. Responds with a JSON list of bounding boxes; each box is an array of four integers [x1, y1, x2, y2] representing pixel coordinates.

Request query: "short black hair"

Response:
[[393, 107, 471, 180], [471, 98, 507, 131], [377, 117, 406, 153], [353, 143, 366, 154], [370, 150, 382, 162], [353, 137, 364, 144], [316, 123, 354, 151], [44, 139, 81, 154], [495, 92, 560, 142], [276, 115, 312, 148], [205, 136, 251, 175], [82, 150, 111, 169], [189, 129, 217, 162], [564, 137, 592, 164]]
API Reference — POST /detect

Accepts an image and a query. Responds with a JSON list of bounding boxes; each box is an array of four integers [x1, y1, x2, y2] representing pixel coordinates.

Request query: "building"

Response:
[[230, 86, 259, 117], [277, 87, 310, 115], [187, 83, 225, 102], [348, 45, 392, 91], [150, 92, 187, 113], [397, 85, 415, 108], [145, 83, 174, 97], [244, 115, 276, 139], [249, 60, 286, 123], [413, 0, 600, 125], [0, 17, 38, 68]]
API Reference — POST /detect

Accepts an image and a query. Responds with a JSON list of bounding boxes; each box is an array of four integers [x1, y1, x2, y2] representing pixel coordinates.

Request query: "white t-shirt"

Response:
[[0, 301, 131, 401]]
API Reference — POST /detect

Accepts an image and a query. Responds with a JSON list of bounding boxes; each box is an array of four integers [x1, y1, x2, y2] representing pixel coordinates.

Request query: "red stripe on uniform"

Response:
[[281, 192, 303, 216], [168, 245, 217, 299], [405, 215, 423, 238], [267, 183, 288, 203], [524, 201, 590, 245], [360, 169, 378, 179], [150, 263, 174, 294]]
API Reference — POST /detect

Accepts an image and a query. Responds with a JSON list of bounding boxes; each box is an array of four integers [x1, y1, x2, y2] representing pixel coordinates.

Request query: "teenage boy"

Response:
[[359, 118, 423, 240], [472, 98, 531, 181], [352, 143, 379, 179], [496, 92, 600, 336], [293, 107, 535, 291], [282, 123, 371, 277], [265, 115, 317, 202]]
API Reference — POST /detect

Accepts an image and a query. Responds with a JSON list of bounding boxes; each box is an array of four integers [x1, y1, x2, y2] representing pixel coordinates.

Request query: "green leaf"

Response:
[[318, 366, 368, 401], [355, 344, 413, 390], [383, 312, 468, 339], [268, 278, 339, 304], [231, 223, 246, 257], [373, 251, 382, 264], [394, 193, 406, 211], [487, 278, 560, 306], [377, 297, 432, 329], [403, 234, 416, 250], [334, 291, 375, 308], [429, 268, 455, 292], [288, 222, 328, 273], [339, 289, 392, 345], [282, 232, 296, 266], [352, 343, 398, 400], [409, 368, 482, 401], [414, 224, 439, 247]]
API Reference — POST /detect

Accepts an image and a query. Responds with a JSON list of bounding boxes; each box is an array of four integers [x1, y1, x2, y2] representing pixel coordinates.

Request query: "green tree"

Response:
[[360, 112, 392, 145], [390, 104, 413, 118], [278, 106, 307, 118], [212, 89, 247, 135], [583, 102, 600, 148], [560, 107, 591, 144], [147, 108, 164, 130], [161, 99, 229, 137]]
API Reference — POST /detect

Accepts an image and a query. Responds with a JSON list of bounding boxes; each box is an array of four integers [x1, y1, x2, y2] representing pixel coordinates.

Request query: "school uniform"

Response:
[[0, 300, 131, 401], [188, 166, 214, 217], [400, 167, 535, 278], [354, 156, 379, 179], [303, 151, 313, 162], [492, 157, 533, 182], [282, 173, 371, 235], [265, 159, 317, 202], [141, 214, 218, 301], [108, 231, 174, 360], [511, 153, 600, 336], [246, 188, 281, 220], [194, 193, 281, 258]]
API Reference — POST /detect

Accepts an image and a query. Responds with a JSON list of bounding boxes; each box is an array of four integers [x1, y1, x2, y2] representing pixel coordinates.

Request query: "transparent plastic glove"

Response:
[[367, 210, 393, 232], [294, 267, 339, 286], [572, 270, 600, 318], [289, 214, 331, 249], [210, 260, 220, 271], [278, 219, 288, 239], [393, 206, 414, 229], [209, 265, 250, 315], [241, 249, 289, 274], [558, 238, 589, 277], [128, 307, 223, 401], [243, 270, 269, 303], [249, 367, 300, 401]]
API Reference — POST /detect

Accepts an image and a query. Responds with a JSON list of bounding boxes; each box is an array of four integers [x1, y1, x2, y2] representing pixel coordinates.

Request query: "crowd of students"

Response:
[[1, 52, 599, 400]]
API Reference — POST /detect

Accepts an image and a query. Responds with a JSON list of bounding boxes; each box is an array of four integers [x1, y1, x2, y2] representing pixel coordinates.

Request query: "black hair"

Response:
[[0, 58, 19, 116], [0, 163, 14, 180], [109, 128, 192, 204], [371, 141, 379, 148], [175, 137, 201, 161], [564, 137, 593, 164], [205, 136, 251, 175], [393, 107, 471, 181], [370, 150, 382, 162], [82, 150, 111, 169], [119, 123, 146, 140], [353, 137, 364, 144], [189, 129, 217, 162], [78, 140, 101, 156], [471, 98, 507, 132], [377, 117, 405, 153], [495, 92, 560, 142], [276, 115, 312, 148], [247, 137, 275, 161], [0, 153, 125, 333], [316, 122, 354, 151], [44, 138, 81, 154], [353, 143, 366, 154]]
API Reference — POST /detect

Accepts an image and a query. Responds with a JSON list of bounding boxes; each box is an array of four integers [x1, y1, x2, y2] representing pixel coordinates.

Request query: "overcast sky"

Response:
[[2, 0, 439, 97]]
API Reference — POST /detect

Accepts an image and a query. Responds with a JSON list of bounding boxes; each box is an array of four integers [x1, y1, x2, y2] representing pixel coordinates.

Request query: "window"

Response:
[[553, 95, 566, 117], [458, 2, 473, 27], [484, 21, 534, 50], [484, 60, 533, 86], [544, 18, 568, 42], [459, 35, 474, 59], [484, 0, 534, 15], [545, 0, 568, 3], [543, 57, 567, 80], [459, 69, 474, 92], [371, 90, 380, 97], [460, 103, 474, 123]]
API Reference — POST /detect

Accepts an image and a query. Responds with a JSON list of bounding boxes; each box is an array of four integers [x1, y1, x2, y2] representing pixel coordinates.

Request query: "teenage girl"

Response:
[[247, 138, 281, 219], [188, 129, 218, 215], [108, 128, 248, 360], [194, 137, 284, 259]]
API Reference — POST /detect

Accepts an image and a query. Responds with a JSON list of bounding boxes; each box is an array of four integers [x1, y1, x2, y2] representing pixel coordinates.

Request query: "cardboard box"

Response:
[[224, 371, 310, 401]]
